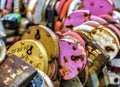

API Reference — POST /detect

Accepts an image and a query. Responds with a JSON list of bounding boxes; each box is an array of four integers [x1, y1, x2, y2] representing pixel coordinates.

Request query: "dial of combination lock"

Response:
[[7, 39, 48, 73], [22, 25, 59, 79]]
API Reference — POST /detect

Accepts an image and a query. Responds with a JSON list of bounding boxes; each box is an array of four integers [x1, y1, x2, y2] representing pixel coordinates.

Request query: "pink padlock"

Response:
[[59, 38, 87, 80], [90, 15, 107, 24], [64, 9, 90, 27], [82, 0, 114, 16], [62, 31, 85, 48]]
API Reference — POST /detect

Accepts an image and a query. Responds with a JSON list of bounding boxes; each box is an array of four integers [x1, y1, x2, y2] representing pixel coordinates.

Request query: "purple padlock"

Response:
[[64, 9, 90, 27], [59, 39, 87, 80], [82, 0, 114, 16]]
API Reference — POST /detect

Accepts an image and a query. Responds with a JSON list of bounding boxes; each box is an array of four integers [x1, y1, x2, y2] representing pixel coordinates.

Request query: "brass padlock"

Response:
[[22, 25, 59, 79], [74, 31, 109, 73], [90, 25, 119, 60], [7, 39, 48, 73], [0, 55, 37, 87]]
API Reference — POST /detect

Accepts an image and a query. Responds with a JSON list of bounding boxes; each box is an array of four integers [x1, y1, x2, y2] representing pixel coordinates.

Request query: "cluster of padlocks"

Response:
[[0, 0, 120, 87]]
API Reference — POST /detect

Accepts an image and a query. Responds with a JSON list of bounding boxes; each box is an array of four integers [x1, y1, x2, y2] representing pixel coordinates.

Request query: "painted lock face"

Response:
[[22, 25, 59, 78], [59, 39, 87, 80], [60, 76, 83, 87], [7, 39, 48, 73], [90, 26, 119, 60], [64, 10, 90, 27], [82, 0, 114, 16], [0, 39, 6, 64], [26, 0, 46, 24]]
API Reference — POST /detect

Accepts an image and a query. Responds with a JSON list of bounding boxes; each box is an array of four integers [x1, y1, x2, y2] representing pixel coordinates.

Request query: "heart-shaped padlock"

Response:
[[81, 0, 114, 16], [7, 39, 48, 73], [60, 76, 83, 87], [26, 0, 46, 24], [59, 38, 87, 80], [90, 25, 119, 60], [22, 25, 59, 79]]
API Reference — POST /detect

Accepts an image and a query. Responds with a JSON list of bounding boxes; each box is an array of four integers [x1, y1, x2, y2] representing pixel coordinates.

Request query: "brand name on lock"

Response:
[[87, 45, 102, 60]]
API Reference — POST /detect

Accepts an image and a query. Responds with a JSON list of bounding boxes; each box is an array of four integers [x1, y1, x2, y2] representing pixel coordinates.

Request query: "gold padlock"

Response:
[[22, 25, 59, 79], [7, 39, 48, 73]]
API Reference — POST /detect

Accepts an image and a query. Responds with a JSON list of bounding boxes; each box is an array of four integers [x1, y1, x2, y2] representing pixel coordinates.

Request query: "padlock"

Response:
[[82, 20, 100, 28], [22, 25, 59, 79], [64, 9, 90, 28], [46, 0, 57, 31], [59, 38, 87, 80], [1, 13, 22, 29], [0, 39, 6, 64], [67, 0, 81, 16], [81, 0, 114, 16], [13, 0, 23, 13], [0, 20, 6, 41], [60, 76, 83, 87], [107, 23, 120, 39], [107, 71, 120, 86], [73, 23, 96, 32], [28, 69, 54, 87], [90, 25, 119, 60], [56, 0, 67, 16], [0, 55, 37, 87], [90, 15, 107, 24], [99, 66, 110, 87], [62, 31, 85, 48], [0, 0, 6, 10], [7, 39, 48, 73], [6, 0, 13, 12], [26, 0, 46, 24], [74, 31, 109, 73], [40, 0, 51, 25], [112, 10, 120, 23], [54, 0, 72, 32], [99, 14, 117, 23], [112, 0, 120, 9]]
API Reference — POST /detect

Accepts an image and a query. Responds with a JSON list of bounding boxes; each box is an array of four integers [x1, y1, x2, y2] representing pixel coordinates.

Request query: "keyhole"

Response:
[[27, 45, 33, 55], [35, 29, 40, 40]]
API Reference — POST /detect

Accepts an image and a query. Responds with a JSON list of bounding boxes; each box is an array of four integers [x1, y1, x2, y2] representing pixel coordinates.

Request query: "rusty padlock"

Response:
[[22, 25, 59, 80], [90, 25, 120, 60], [0, 55, 37, 87], [74, 30, 109, 73], [63, 9, 90, 32], [59, 36, 87, 80], [26, 0, 46, 24], [7, 39, 48, 73]]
